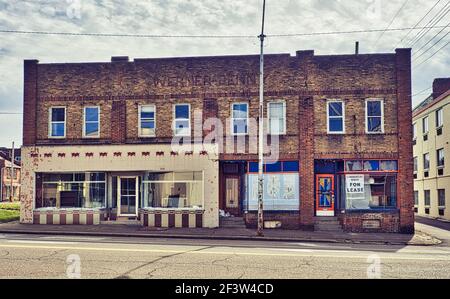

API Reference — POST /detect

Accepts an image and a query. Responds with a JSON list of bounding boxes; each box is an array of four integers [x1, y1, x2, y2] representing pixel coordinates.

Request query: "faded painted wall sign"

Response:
[[148, 72, 259, 88]]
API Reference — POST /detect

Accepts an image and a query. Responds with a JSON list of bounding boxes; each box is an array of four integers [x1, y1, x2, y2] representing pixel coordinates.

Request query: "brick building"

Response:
[[21, 48, 414, 233], [0, 152, 21, 202]]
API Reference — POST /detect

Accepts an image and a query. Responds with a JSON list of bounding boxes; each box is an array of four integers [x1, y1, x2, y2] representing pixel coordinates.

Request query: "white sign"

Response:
[[346, 174, 365, 197]]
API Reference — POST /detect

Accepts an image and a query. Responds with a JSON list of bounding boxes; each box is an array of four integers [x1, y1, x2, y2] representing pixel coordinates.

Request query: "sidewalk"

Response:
[[0, 221, 441, 246]]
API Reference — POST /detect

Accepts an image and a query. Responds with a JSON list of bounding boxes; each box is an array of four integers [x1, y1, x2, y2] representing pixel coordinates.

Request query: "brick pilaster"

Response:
[[111, 100, 126, 143], [299, 97, 315, 230], [23, 60, 39, 146], [396, 48, 414, 234]]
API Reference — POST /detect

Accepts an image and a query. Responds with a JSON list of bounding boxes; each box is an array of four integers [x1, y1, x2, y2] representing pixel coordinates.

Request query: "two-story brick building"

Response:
[[21, 48, 414, 233]]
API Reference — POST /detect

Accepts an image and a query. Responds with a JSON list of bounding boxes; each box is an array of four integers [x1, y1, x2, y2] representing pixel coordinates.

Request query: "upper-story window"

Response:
[[436, 108, 443, 128], [173, 104, 191, 136], [83, 106, 100, 138], [139, 105, 156, 137], [413, 156, 418, 173], [412, 122, 417, 140], [422, 116, 429, 134], [327, 100, 345, 134], [49, 107, 66, 138], [365, 99, 384, 133], [437, 148, 445, 168], [231, 103, 248, 135], [268, 101, 286, 135], [423, 153, 430, 170]]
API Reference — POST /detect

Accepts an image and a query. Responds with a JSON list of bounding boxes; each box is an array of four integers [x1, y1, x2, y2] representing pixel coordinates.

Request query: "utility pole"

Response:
[[257, 0, 266, 237], [10, 142, 14, 202]]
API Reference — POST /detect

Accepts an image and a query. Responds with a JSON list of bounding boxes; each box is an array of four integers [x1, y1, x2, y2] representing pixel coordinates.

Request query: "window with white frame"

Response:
[[422, 116, 429, 134], [436, 108, 443, 128], [49, 107, 66, 138], [414, 191, 419, 206], [366, 99, 384, 133], [327, 100, 345, 133], [173, 104, 191, 136], [412, 122, 417, 140], [83, 106, 100, 138], [437, 148, 445, 168], [139, 105, 156, 137], [423, 153, 430, 170], [438, 189, 445, 207], [231, 103, 248, 135], [268, 101, 286, 135], [413, 156, 418, 172], [424, 190, 431, 206]]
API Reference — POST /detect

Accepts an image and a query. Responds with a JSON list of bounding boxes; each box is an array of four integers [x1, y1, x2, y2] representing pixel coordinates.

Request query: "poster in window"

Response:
[[346, 174, 368, 209], [266, 175, 280, 199]]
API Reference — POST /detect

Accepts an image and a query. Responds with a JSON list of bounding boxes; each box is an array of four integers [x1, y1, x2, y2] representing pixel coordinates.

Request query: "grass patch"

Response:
[[0, 202, 20, 211], [0, 209, 20, 223]]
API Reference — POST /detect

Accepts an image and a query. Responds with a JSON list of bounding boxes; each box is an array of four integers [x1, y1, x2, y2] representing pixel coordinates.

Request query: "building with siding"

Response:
[[21, 48, 414, 233], [413, 78, 450, 221]]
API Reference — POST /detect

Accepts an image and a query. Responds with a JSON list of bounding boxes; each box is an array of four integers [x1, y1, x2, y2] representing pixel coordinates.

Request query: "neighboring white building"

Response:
[[413, 78, 450, 221]]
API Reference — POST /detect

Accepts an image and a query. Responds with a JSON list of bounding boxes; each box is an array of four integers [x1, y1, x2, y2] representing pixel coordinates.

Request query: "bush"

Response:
[[0, 202, 20, 211]]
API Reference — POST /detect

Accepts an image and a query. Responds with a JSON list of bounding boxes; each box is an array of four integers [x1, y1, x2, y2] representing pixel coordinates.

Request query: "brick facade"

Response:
[[22, 49, 414, 233]]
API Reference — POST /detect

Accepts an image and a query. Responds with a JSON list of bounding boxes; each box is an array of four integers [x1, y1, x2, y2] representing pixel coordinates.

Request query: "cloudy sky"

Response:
[[0, 0, 449, 147]]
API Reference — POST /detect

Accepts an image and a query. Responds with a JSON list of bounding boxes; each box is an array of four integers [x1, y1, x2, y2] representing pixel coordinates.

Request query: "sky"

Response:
[[0, 0, 449, 147]]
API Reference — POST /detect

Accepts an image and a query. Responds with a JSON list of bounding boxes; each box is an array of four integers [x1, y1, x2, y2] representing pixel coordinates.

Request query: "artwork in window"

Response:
[[367, 100, 383, 133], [245, 173, 299, 211]]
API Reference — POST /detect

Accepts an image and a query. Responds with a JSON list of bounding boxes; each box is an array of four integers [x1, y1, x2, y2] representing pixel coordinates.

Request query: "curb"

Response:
[[0, 229, 438, 246]]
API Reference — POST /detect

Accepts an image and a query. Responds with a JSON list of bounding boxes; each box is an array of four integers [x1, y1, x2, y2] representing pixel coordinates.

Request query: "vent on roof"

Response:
[[111, 56, 129, 62]]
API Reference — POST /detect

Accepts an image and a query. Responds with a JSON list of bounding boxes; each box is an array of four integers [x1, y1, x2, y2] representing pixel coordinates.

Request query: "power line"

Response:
[[413, 21, 450, 57], [414, 39, 450, 68], [408, 1, 450, 47], [374, 0, 410, 46], [0, 25, 447, 39], [412, 87, 432, 97], [395, 0, 443, 48], [413, 30, 449, 61]]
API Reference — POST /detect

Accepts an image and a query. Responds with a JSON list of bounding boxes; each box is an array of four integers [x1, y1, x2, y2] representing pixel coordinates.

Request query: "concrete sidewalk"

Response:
[[0, 221, 441, 246]]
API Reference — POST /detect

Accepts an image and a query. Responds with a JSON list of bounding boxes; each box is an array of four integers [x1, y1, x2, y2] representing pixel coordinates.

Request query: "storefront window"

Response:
[[245, 161, 299, 211], [38, 172, 106, 209], [341, 174, 397, 210], [141, 172, 203, 209]]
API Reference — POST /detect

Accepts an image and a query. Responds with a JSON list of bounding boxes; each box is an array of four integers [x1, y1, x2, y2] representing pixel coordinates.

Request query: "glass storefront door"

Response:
[[316, 174, 335, 216], [118, 177, 138, 216]]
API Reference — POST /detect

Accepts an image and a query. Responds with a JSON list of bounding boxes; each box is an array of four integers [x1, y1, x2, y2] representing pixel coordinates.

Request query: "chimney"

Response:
[[432, 78, 450, 99], [111, 56, 129, 62], [355, 41, 359, 55]]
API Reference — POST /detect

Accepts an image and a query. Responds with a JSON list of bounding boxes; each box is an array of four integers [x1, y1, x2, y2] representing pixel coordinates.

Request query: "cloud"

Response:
[[0, 0, 448, 146]]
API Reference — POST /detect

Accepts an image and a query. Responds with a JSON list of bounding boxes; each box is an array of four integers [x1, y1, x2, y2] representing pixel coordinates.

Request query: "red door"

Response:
[[316, 175, 335, 216]]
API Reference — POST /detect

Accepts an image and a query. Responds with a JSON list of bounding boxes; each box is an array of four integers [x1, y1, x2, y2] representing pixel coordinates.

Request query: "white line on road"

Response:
[[0, 243, 449, 261], [5, 240, 79, 245]]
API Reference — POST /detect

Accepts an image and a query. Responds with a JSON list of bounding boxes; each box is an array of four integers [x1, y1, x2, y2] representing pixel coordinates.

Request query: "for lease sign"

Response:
[[346, 174, 365, 195]]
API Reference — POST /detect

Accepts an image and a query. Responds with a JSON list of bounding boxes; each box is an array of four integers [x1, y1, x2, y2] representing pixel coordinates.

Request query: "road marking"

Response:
[[5, 240, 79, 245], [0, 243, 449, 261]]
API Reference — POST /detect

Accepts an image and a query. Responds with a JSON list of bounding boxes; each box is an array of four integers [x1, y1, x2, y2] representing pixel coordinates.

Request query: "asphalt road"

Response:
[[0, 233, 450, 279]]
